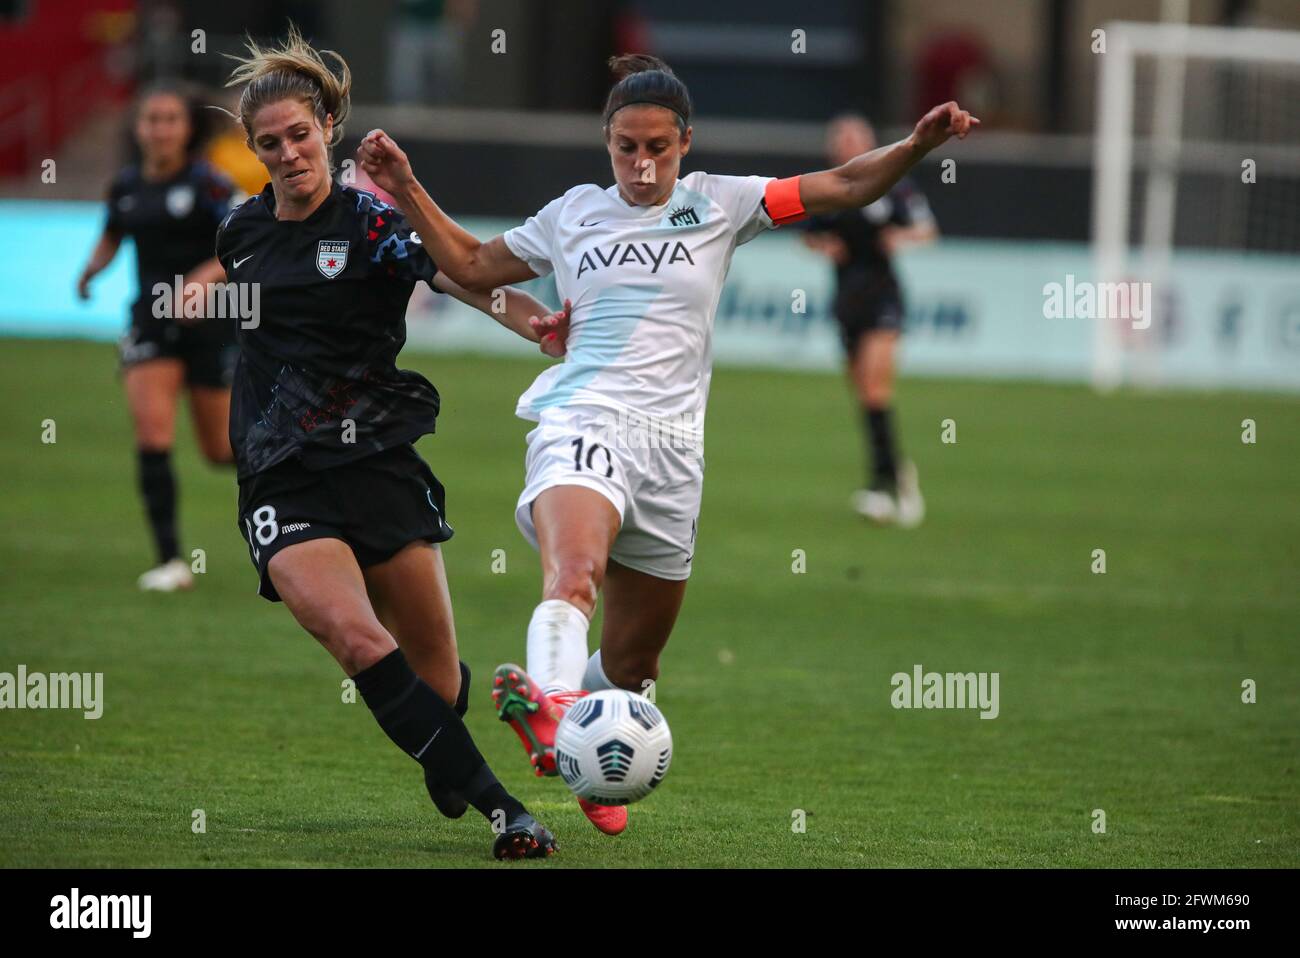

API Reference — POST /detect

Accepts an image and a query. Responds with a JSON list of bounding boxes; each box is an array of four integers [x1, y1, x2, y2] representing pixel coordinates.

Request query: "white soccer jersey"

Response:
[[503, 171, 777, 434]]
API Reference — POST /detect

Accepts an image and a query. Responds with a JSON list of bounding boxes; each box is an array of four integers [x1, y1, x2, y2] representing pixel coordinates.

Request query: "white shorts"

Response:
[[515, 404, 704, 581]]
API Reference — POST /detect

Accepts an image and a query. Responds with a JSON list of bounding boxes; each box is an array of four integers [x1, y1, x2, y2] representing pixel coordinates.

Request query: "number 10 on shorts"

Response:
[[571, 437, 614, 478]]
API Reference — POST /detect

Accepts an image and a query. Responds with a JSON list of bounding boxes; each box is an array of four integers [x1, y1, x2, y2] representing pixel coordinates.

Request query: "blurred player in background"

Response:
[[206, 90, 270, 197], [221, 26, 567, 859], [804, 114, 936, 527], [358, 55, 977, 838], [76, 84, 236, 592]]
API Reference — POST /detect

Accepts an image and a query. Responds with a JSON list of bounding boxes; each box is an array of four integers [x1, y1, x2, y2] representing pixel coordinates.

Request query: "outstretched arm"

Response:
[[798, 102, 979, 216], [358, 130, 535, 293], [433, 272, 571, 357]]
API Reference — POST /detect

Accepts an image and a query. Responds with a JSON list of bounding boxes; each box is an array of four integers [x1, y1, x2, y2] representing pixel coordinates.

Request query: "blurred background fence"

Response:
[[2, 0, 1298, 391]]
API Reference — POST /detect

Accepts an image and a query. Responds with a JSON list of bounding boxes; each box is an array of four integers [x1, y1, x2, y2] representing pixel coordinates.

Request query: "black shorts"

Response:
[[119, 313, 238, 389], [834, 287, 904, 355], [236, 443, 453, 602]]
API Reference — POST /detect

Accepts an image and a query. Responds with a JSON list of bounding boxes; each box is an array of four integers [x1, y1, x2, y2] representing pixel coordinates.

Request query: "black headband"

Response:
[[605, 98, 689, 127]]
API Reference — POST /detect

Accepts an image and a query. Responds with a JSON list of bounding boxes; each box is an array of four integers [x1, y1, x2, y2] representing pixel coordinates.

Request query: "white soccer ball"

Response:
[[554, 689, 673, 805]]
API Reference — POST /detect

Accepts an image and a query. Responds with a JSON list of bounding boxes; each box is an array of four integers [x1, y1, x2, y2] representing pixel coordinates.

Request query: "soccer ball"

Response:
[[554, 689, 672, 805]]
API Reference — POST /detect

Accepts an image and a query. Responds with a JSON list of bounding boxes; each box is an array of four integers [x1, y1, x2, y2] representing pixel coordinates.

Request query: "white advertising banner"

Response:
[[4, 204, 1297, 392], [404, 219, 1300, 392]]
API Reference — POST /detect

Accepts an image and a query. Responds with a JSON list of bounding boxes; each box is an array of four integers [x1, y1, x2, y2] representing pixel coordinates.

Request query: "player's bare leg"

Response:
[[125, 358, 184, 450], [536, 485, 621, 619], [125, 359, 192, 591], [188, 385, 234, 465], [859, 329, 897, 409], [270, 538, 556, 858], [269, 538, 394, 673], [366, 541, 461, 702], [595, 559, 688, 694]]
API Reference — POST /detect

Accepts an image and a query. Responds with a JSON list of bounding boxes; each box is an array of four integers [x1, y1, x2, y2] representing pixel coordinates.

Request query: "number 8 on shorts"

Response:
[[244, 504, 278, 561]]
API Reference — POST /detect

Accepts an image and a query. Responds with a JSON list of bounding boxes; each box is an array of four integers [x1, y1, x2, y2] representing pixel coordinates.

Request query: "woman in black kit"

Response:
[[220, 26, 567, 859], [804, 114, 937, 528], [77, 84, 237, 592]]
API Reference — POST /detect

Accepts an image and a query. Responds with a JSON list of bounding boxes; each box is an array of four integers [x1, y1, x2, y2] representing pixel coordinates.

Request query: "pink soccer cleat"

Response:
[[491, 671, 629, 835], [491, 664, 565, 777]]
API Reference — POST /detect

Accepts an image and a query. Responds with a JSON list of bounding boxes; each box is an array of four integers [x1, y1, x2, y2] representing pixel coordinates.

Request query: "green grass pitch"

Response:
[[1, 338, 1296, 867]]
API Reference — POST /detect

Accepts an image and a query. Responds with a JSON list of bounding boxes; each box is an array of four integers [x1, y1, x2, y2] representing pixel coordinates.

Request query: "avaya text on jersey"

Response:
[[575, 240, 695, 278]]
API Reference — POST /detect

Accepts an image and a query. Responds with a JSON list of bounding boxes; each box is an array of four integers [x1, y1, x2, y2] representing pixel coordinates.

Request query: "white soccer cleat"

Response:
[[896, 461, 926, 529], [137, 558, 194, 592], [852, 487, 898, 524]]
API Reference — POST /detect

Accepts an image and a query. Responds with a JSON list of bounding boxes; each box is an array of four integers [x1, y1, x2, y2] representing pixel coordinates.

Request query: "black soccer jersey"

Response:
[[216, 182, 444, 479], [105, 161, 235, 324], [805, 178, 933, 300]]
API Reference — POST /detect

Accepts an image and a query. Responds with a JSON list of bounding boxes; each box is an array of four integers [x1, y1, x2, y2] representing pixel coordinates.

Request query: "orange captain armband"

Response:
[[763, 175, 806, 226]]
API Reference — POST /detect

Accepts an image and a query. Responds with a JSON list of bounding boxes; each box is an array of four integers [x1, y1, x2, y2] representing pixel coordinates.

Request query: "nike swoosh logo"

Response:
[[579, 218, 605, 227], [412, 726, 442, 759], [233, 255, 253, 269]]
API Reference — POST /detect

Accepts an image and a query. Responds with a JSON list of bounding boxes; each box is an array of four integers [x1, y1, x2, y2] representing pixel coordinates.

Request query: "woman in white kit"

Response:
[[358, 54, 978, 836]]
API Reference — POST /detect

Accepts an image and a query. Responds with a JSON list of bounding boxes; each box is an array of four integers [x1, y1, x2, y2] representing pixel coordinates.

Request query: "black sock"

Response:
[[354, 649, 523, 823], [137, 448, 179, 563], [864, 406, 899, 489], [454, 660, 470, 717]]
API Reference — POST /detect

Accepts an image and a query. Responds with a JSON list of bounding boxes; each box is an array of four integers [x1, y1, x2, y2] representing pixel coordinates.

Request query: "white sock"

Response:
[[526, 599, 590, 694], [581, 649, 617, 692]]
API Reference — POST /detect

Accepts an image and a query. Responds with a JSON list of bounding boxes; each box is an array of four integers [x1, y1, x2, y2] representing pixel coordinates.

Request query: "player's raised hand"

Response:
[[357, 129, 416, 196], [911, 101, 981, 153], [530, 299, 572, 358]]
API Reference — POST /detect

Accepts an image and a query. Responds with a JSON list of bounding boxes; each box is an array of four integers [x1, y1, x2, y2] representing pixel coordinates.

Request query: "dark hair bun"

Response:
[[607, 54, 675, 82]]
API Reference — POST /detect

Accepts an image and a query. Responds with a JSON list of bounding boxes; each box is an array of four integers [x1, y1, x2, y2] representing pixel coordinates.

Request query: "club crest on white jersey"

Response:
[[666, 204, 699, 226], [316, 240, 349, 279]]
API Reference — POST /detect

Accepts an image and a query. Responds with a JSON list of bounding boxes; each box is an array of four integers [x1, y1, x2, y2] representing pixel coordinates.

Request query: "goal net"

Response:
[[1091, 21, 1300, 391]]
